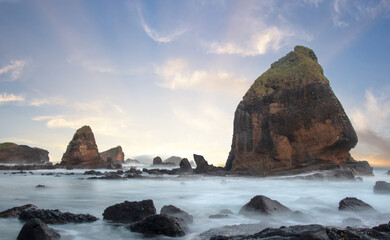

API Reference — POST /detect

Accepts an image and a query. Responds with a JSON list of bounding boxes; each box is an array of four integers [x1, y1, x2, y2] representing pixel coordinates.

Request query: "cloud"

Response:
[[32, 101, 131, 137], [29, 97, 66, 106], [0, 60, 26, 81], [137, 8, 187, 43], [332, 0, 390, 28], [0, 92, 25, 104], [350, 90, 390, 165], [206, 27, 293, 56], [155, 59, 250, 96]]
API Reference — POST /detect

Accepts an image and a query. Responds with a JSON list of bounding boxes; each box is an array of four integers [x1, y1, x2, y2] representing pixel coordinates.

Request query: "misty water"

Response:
[[0, 166, 389, 240]]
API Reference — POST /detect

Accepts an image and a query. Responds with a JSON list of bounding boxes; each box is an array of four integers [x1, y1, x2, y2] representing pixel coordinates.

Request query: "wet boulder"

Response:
[[19, 209, 98, 224], [0, 204, 37, 218], [374, 181, 390, 194], [160, 205, 193, 224], [130, 214, 188, 237], [103, 199, 156, 223], [17, 218, 60, 240], [239, 195, 292, 216], [338, 197, 377, 212]]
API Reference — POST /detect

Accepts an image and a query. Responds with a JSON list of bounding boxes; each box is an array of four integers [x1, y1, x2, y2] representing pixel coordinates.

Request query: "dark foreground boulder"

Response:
[[0, 204, 37, 218], [161, 205, 193, 224], [103, 200, 156, 223], [374, 181, 390, 194], [17, 218, 60, 240], [130, 214, 188, 237], [19, 209, 98, 224], [210, 222, 390, 240], [339, 197, 377, 212], [239, 195, 292, 216]]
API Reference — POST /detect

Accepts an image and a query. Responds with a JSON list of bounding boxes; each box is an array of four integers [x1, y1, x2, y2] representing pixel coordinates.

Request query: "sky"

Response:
[[0, 0, 390, 167]]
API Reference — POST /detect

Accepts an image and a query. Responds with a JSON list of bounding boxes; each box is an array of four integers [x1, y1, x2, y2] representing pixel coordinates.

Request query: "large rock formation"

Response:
[[100, 146, 124, 163], [60, 126, 106, 168], [0, 142, 49, 164], [226, 46, 363, 175]]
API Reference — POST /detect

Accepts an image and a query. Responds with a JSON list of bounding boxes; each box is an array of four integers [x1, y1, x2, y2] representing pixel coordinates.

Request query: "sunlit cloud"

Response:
[[206, 27, 293, 56], [0, 60, 26, 81], [156, 59, 250, 96], [351, 90, 390, 166], [32, 101, 131, 137], [137, 8, 187, 43], [0, 92, 25, 104]]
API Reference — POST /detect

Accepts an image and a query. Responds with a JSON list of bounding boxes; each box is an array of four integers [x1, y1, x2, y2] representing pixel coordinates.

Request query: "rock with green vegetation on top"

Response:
[[225, 46, 366, 176]]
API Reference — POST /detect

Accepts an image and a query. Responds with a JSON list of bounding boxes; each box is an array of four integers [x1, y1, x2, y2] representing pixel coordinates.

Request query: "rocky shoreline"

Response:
[[2, 194, 390, 239]]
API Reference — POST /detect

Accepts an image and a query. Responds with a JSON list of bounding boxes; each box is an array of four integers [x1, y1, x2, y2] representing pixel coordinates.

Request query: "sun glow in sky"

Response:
[[1, 0, 390, 166]]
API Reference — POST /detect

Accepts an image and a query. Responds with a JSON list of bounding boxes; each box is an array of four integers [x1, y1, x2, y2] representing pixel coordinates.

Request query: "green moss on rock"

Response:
[[0, 142, 18, 150], [245, 46, 329, 98]]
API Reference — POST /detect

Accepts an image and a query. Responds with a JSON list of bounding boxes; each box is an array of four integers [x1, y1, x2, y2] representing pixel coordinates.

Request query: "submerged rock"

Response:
[[0, 142, 49, 164], [239, 195, 292, 216], [60, 126, 106, 169], [0, 204, 37, 218], [17, 218, 60, 240], [374, 181, 390, 194], [130, 214, 188, 237], [19, 209, 98, 224], [100, 146, 124, 163], [160, 205, 193, 224], [225, 46, 366, 176], [338, 197, 377, 212], [103, 200, 156, 223]]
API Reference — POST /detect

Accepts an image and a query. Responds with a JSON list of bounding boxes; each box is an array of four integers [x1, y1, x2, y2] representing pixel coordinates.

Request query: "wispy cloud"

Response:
[[28, 97, 66, 107], [155, 59, 250, 96], [204, 1, 312, 56], [137, 8, 187, 43], [351, 90, 390, 165], [32, 101, 131, 137], [206, 27, 294, 56], [332, 0, 390, 28], [0, 60, 26, 81], [0, 92, 25, 104]]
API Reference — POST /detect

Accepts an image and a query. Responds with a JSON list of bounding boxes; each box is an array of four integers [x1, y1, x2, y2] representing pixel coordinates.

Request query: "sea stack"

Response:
[[226, 46, 361, 175], [60, 125, 106, 168], [0, 142, 49, 164], [100, 146, 125, 163]]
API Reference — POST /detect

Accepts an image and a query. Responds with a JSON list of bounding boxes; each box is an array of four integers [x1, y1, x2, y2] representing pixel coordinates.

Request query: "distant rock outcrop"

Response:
[[100, 146, 124, 163], [164, 156, 182, 166], [0, 142, 49, 164], [194, 154, 225, 175], [60, 126, 106, 168], [179, 158, 193, 172], [153, 156, 163, 165], [226, 46, 366, 176]]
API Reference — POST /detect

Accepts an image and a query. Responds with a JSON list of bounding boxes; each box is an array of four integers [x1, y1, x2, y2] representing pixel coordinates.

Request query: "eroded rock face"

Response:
[[226, 46, 360, 175], [17, 218, 60, 240], [100, 146, 124, 163], [60, 126, 106, 168], [0, 142, 49, 164]]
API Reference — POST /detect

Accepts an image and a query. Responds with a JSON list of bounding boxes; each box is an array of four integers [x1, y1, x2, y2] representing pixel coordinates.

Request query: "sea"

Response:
[[0, 165, 389, 240]]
